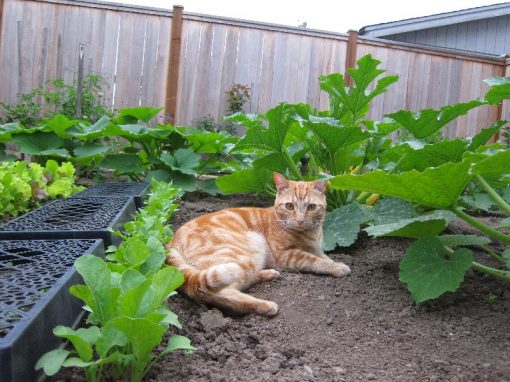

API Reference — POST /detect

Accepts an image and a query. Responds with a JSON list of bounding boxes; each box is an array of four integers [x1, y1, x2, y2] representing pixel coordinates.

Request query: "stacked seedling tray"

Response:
[[0, 197, 137, 246], [71, 182, 150, 209], [0, 183, 149, 381], [0, 239, 104, 382]]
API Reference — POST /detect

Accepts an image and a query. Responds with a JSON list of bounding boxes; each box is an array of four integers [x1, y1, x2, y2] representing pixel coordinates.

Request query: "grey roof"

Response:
[[360, 2, 510, 37]]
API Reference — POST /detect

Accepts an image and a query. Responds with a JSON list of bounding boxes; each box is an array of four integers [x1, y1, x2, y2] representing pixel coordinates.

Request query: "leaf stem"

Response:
[[389, 153, 408, 174], [480, 245, 505, 263], [451, 207, 510, 244], [471, 261, 510, 281], [282, 151, 304, 180], [336, 189, 347, 205], [475, 174, 510, 215]]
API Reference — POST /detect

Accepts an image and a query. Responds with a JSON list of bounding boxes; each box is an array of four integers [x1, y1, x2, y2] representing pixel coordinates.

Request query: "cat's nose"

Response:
[[298, 220, 305, 225]]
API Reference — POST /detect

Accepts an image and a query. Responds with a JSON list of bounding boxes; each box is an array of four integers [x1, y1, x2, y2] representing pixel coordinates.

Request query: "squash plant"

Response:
[[329, 78, 510, 302], [215, 54, 485, 248], [216, 54, 400, 201], [0, 107, 239, 194], [36, 179, 194, 381]]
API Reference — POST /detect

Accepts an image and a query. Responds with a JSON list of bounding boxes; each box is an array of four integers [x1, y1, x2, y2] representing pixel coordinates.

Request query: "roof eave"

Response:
[[360, 3, 510, 37]]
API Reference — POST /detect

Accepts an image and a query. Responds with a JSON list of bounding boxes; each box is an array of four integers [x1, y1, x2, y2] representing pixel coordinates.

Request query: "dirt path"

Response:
[[152, 194, 510, 382]]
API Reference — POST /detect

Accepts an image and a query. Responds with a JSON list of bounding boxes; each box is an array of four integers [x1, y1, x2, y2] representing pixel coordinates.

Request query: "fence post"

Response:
[[345, 30, 358, 86], [164, 5, 184, 124]]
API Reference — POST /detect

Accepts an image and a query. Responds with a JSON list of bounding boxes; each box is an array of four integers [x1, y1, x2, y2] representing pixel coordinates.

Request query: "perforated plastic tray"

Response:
[[71, 182, 150, 209], [0, 239, 104, 382], [0, 197, 136, 246]]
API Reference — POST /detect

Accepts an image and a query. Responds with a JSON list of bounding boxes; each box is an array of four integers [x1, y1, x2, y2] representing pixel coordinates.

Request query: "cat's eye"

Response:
[[285, 203, 294, 210], [307, 204, 317, 211]]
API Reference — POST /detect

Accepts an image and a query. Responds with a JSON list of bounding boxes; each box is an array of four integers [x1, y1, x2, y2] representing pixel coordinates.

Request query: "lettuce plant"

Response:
[[36, 180, 194, 381], [0, 160, 83, 217]]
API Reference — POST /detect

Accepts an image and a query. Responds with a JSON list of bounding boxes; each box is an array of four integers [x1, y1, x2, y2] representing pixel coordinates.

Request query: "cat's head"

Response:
[[273, 172, 327, 231]]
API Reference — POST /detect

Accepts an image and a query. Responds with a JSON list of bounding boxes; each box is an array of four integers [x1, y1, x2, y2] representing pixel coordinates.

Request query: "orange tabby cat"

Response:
[[166, 172, 350, 316]]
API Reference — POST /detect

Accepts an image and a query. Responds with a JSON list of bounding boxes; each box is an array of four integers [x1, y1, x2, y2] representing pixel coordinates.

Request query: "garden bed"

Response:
[[52, 193, 510, 382]]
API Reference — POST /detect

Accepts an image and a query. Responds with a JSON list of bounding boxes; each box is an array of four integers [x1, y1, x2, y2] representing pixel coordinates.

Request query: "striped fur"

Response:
[[165, 172, 350, 316]]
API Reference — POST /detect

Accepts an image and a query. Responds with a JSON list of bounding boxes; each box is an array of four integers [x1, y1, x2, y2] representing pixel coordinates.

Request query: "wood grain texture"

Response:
[[0, 0, 504, 138]]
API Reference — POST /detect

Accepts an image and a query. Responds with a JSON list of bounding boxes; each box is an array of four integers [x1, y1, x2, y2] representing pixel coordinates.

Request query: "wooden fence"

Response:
[[0, 0, 508, 137]]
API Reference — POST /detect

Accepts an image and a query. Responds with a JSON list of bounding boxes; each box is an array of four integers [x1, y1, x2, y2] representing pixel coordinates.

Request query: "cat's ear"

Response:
[[313, 180, 327, 193], [273, 172, 289, 192]]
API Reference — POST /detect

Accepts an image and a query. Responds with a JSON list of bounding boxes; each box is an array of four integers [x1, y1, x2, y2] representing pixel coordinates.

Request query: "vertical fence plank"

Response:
[[257, 30, 276, 113], [207, 23, 228, 119], [307, 36, 325, 109], [154, 16, 171, 119], [139, 14, 160, 108], [218, 25, 240, 124], [0, 0, 4, 65], [100, 10, 120, 109]]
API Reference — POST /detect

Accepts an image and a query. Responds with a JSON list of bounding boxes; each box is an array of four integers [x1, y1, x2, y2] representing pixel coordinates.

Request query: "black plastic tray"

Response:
[[0, 197, 136, 246], [0, 239, 104, 382], [71, 182, 150, 209]]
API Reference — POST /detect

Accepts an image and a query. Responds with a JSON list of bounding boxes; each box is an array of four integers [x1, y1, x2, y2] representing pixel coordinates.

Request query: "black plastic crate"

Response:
[[0, 239, 104, 382], [0, 197, 136, 246], [71, 182, 150, 209]]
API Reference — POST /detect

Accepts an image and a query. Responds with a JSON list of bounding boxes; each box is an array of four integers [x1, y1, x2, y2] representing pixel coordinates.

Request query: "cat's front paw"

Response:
[[256, 301, 279, 317], [330, 262, 351, 277]]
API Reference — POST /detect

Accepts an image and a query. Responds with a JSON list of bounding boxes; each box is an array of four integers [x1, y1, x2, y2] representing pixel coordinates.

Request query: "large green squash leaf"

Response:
[[387, 140, 469, 172], [66, 117, 119, 140], [43, 115, 78, 138], [468, 121, 506, 151], [100, 154, 145, 174], [216, 168, 274, 194], [74, 143, 110, 158], [387, 100, 484, 139], [322, 203, 369, 250], [0, 122, 24, 142], [471, 149, 510, 178], [320, 55, 398, 124], [306, 121, 370, 155], [235, 103, 292, 152], [330, 160, 473, 209], [364, 210, 454, 238], [399, 236, 473, 303], [364, 197, 416, 224], [484, 77, 510, 104], [117, 106, 162, 123], [160, 148, 201, 175], [13, 132, 64, 154]]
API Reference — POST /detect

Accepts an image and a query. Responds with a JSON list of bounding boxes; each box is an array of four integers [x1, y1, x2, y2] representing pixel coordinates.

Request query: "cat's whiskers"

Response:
[[276, 219, 291, 231]]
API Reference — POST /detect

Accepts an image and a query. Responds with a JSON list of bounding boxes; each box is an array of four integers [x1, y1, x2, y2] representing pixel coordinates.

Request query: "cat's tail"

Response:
[[166, 248, 243, 297]]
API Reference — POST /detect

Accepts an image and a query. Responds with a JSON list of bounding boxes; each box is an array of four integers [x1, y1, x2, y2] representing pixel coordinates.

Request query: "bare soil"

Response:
[[55, 194, 510, 382]]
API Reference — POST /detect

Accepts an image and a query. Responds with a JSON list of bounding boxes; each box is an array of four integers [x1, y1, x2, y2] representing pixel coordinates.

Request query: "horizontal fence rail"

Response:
[[0, 0, 508, 136]]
